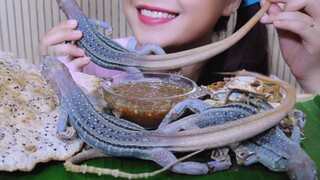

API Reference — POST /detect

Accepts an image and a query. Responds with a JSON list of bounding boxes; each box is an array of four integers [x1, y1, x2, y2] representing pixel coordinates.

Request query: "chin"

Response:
[[135, 29, 170, 44], [138, 37, 164, 46]]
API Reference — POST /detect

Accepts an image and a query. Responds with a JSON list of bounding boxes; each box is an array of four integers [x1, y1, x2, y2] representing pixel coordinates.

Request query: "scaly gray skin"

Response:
[[228, 110, 318, 180], [56, 0, 164, 73], [161, 97, 317, 180], [56, 0, 271, 71], [158, 98, 261, 132], [40, 55, 295, 175]]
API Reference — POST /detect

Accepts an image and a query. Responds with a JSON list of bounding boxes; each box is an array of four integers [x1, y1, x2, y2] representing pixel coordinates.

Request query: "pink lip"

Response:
[[136, 5, 177, 26]]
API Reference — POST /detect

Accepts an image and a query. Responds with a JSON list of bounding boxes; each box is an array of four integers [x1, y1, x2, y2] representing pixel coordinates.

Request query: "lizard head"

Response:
[[56, 0, 84, 20], [40, 56, 69, 100], [40, 56, 67, 80]]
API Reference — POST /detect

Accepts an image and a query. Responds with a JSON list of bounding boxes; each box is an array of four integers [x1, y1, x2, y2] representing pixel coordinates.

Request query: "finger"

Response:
[[55, 44, 85, 57], [283, 0, 320, 20], [39, 44, 85, 57], [273, 19, 318, 43], [261, 11, 314, 26], [260, 0, 283, 15], [40, 20, 81, 47], [59, 55, 73, 65], [40, 29, 82, 47], [66, 57, 91, 72], [47, 20, 78, 35], [267, 0, 320, 19]]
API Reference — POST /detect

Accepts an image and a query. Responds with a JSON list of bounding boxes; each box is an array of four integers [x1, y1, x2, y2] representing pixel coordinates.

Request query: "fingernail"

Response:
[[83, 56, 91, 61], [73, 30, 82, 36], [68, 19, 77, 26], [77, 48, 84, 54], [261, 14, 268, 21]]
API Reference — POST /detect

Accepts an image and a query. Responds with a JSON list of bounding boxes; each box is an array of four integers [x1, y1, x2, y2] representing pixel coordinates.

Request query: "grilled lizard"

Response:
[[56, 0, 271, 71], [40, 56, 296, 177], [162, 96, 317, 180]]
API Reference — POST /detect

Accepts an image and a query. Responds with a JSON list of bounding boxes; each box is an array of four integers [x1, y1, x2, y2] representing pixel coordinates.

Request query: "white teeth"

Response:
[[141, 9, 176, 19]]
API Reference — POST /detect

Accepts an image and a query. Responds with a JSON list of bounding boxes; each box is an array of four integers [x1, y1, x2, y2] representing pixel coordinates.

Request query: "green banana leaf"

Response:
[[1, 95, 319, 180]]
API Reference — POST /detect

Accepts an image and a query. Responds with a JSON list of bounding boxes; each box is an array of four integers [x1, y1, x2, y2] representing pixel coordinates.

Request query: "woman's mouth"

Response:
[[140, 9, 177, 19], [137, 6, 179, 25]]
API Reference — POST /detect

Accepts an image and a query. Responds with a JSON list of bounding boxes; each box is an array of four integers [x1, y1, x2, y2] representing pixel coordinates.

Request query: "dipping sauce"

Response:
[[102, 72, 196, 129], [111, 81, 188, 98]]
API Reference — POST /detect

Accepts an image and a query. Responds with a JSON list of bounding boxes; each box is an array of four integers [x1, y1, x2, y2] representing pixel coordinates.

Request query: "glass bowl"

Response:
[[101, 72, 197, 129]]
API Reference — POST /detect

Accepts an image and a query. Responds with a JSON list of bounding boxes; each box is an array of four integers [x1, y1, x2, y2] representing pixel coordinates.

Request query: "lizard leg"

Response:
[[158, 98, 213, 129], [57, 108, 76, 140], [121, 67, 146, 79], [127, 37, 166, 55], [209, 147, 232, 172], [289, 109, 307, 145], [247, 93, 273, 111], [150, 148, 231, 175], [211, 147, 231, 163], [88, 19, 112, 34], [65, 148, 109, 165], [228, 142, 260, 166], [226, 91, 272, 111], [234, 142, 288, 170]]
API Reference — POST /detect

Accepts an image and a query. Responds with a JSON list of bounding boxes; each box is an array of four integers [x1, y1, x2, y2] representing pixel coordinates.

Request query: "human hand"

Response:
[[260, 0, 320, 93], [38, 20, 90, 72]]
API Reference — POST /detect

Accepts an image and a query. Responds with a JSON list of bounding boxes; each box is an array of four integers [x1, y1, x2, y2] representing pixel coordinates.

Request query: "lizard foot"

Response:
[[288, 109, 307, 145], [126, 37, 166, 55], [58, 127, 76, 140], [207, 160, 232, 173], [208, 147, 232, 173], [211, 147, 230, 162], [151, 148, 231, 175]]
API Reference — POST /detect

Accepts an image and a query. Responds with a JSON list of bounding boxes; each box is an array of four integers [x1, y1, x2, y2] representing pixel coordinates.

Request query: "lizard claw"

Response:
[[58, 127, 76, 140], [207, 147, 232, 173]]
